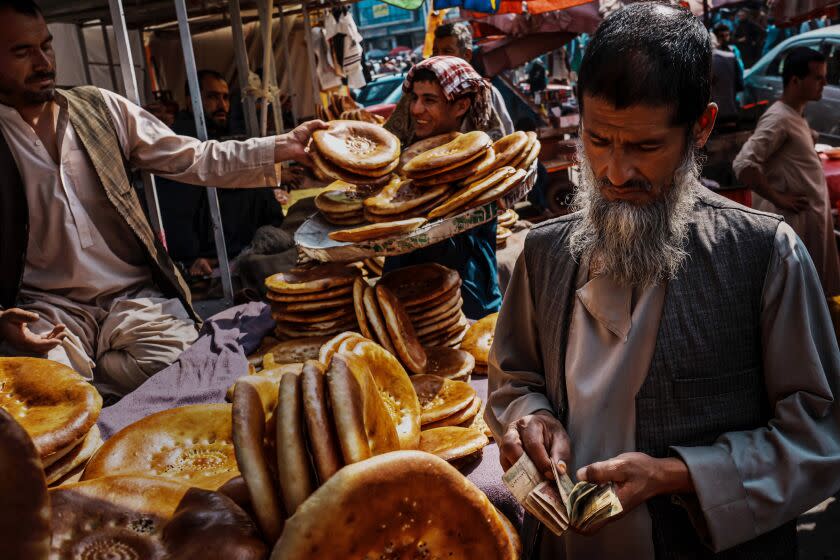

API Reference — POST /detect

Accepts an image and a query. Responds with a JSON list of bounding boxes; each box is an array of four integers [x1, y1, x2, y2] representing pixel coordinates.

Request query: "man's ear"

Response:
[[453, 97, 471, 119], [692, 102, 717, 149], [464, 48, 473, 63]]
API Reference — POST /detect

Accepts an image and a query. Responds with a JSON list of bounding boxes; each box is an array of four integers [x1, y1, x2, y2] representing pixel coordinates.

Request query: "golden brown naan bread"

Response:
[[270, 450, 517, 559]]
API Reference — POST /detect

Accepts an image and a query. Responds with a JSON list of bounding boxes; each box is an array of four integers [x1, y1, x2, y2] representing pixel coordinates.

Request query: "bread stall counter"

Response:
[[0, 266, 524, 558]]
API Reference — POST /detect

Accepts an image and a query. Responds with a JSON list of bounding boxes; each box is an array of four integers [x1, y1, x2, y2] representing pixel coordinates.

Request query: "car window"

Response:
[[765, 40, 822, 77], [820, 40, 840, 86], [359, 81, 397, 104]]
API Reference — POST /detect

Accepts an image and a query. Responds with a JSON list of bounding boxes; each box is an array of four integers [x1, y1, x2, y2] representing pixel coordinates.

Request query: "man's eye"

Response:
[[590, 137, 609, 147], [637, 144, 662, 152]]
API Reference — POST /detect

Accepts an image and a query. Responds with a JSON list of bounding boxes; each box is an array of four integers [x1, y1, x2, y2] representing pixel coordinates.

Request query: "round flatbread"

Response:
[[352, 278, 373, 339], [271, 305, 354, 324], [403, 131, 492, 176], [310, 148, 396, 187], [419, 426, 489, 462], [265, 284, 353, 303], [398, 131, 461, 170], [415, 307, 465, 338], [375, 285, 428, 375], [346, 340, 421, 450], [498, 208, 518, 228], [318, 331, 366, 366], [265, 264, 360, 295], [411, 148, 497, 187], [313, 120, 400, 171], [300, 361, 343, 483], [492, 131, 529, 169], [250, 335, 332, 368], [269, 294, 353, 314], [413, 299, 463, 330], [314, 180, 369, 213], [423, 396, 482, 430], [50, 476, 266, 560], [83, 404, 238, 490], [275, 315, 357, 335], [461, 312, 498, 366], [0, 357, 102, 458], [419, 315, 469, 343], [423, 347, 475, 382], [270, 450, 516, 560], [407, 290, 462, 323], [405, 281, 462, 311], [497, 226, 512, 245], [427, 166, 517, 220], [328, 217, 427, 243], [326, 354, 400, 464], [322, 211, 366, 226], [362, 285, 397, 357], [411, 374, 477, 425], [516, 132, 541, 170], [464, 168, 527, 211], [363, 195, 445, 224], [363, 178, 450, 215], [380, 263, 461, 307], [46, 424, 102, 485], [231, 377, 285, 542], [0, 408, 50, 558], [275, 372, 315, 515]]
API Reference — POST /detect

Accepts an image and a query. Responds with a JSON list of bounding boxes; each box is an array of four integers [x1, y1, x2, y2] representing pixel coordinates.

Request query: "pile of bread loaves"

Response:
[[0, 357, 103, 486], [497, 208, 518, 248], [306, 119, 539, 244]]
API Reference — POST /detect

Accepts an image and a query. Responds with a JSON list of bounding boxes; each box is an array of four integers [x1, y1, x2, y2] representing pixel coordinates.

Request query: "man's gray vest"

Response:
[[521, 188, 796, 558]]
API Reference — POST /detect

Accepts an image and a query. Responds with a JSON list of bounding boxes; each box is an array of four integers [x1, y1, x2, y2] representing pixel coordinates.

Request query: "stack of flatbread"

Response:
[[0, 357, 103, 486], [412, 373, 491, 466], [229, 337, 422, 539], [497, 208, 518, 248], [379, 263, 470, 348], [265, 264, 362, 339], [315, 91, 359, 121], [309, 120, 399, 188], [0, 407, 266, 559], [402, 131, 495, 188], [461, 312, 499, 376]]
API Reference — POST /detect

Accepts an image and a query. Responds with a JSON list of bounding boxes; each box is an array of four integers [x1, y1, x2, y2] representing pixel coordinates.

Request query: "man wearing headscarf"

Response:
[[384, 56, 502, 319]]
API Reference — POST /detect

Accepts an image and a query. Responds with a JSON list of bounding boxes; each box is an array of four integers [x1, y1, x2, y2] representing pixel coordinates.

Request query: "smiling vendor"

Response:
[[384, 56, 504, 319]]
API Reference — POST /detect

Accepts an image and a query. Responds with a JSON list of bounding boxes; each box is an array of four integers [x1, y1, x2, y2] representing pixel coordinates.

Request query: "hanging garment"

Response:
[[325, 12, 366, 89], [310, 26, 343, 91]]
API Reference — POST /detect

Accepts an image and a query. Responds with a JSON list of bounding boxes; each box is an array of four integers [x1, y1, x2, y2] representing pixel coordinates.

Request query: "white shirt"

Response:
[[0, 88, 277, 307]]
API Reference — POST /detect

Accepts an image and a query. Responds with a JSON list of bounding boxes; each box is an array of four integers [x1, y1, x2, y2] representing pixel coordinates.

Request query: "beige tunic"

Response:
[[487, 222, 840, 555], [733, 100, 840, 296]]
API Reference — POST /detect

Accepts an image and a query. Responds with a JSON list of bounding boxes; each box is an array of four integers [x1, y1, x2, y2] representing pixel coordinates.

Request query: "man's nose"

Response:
[[604, 153, 637, 187]]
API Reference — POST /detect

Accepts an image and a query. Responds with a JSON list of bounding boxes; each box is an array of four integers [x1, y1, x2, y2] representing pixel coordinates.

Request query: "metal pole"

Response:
[[278, 7, 298, 127], [301, 0, 322, 111], [100, 23, 119, 91], [107, 0, 167, 246], [174, 0, 235, 303], [230, 0, 260, 138], [76, 25, 93, 84]]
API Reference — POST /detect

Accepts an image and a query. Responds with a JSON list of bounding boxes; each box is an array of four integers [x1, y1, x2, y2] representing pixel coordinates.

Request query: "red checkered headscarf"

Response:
[[385, 55, 497, 145], [402, 56, 486, 101]]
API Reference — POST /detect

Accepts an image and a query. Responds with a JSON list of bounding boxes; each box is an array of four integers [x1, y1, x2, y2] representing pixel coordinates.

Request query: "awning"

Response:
[[476, 31, 576, 76]]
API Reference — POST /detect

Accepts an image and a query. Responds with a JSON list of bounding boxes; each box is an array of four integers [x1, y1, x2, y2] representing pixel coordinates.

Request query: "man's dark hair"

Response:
[[578, 3, 711, 127], [0, 0, 41, 16], [782, 46, 825, 87], [185, 69, 226, 96], [411, 67, 439, 86], [713, 23, 730, 35], [434, 23, 472, 53]]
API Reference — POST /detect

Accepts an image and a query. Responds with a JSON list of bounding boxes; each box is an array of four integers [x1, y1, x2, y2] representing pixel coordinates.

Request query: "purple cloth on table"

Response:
[[97, 302, 274, 439]]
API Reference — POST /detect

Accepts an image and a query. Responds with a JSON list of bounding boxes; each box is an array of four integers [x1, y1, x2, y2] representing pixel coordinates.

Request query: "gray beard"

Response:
[[568, 141, 701, 287]]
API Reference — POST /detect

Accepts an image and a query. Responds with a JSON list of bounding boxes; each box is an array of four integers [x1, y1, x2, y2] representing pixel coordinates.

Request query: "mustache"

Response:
[[597, 178, 653, 192], [26, 71, 55, 83]]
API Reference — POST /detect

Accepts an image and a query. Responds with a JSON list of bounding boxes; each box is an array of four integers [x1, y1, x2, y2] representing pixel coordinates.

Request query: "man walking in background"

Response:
[[734, 47, 840, 295]]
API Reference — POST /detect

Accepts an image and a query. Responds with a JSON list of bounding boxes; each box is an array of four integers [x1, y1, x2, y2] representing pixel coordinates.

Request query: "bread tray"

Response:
[[295, 161, 536, 262]]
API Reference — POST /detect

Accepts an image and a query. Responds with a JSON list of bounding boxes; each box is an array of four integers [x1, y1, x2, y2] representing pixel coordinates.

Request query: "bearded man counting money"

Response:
[[486, 4, 840, 559]]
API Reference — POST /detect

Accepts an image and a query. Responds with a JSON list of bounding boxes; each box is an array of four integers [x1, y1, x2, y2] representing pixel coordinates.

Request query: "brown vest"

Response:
[[0, 86, 198, 323]]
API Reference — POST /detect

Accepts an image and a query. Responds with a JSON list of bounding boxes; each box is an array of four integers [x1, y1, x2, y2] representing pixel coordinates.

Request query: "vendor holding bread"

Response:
[[0, 0, 324, 398], [384, 56, 502, 319], [487, 4, 840, 559]]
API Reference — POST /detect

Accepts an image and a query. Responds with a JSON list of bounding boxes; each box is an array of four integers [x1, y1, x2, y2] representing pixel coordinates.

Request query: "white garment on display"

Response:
[[324, 11, 367, 90], [310, 27, 343, 91]]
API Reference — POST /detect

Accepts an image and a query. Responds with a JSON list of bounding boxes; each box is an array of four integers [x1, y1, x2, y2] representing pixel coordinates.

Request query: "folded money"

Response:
[[502, 453, 623, 536]]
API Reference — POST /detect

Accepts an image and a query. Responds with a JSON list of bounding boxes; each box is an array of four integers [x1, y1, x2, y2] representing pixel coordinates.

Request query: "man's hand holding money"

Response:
[[500, 410, 571, 480], [574, 451, 694, 534]]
